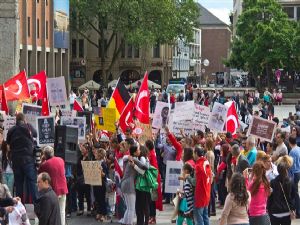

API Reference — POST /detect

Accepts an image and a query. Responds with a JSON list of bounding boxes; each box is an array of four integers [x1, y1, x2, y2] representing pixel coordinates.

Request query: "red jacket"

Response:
[[167, 132, 182, 161], [39, 157, 68, 196], [194, 157, 212, 208]]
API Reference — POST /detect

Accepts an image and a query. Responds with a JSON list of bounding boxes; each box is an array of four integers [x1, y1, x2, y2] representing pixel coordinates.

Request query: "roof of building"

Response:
[[197, 3, 228, 27]]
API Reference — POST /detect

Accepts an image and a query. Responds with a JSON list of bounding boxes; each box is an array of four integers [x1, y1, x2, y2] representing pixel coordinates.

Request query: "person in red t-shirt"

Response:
[[187, 147, 212, 225]]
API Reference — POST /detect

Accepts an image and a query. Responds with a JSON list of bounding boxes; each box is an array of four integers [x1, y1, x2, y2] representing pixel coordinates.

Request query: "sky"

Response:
[[54, 0, 69, 16], [198, 0, 233, 24]]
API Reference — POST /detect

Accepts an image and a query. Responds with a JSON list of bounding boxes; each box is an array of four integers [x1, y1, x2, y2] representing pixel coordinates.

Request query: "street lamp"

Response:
[[199, 59, 209, 87], [177, 49, 181, 78]]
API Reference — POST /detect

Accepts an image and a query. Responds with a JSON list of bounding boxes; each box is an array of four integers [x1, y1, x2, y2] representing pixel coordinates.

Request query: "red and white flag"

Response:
[[4, 71, 30, 101], [134, 72, 150, 124], [42, 86, 50, 116], [27, 71, 47, 100], [119, 97, 135, 133], [0, 85, 9, 115], [225, 101, 239, 137], [73, 99, 83, 112]]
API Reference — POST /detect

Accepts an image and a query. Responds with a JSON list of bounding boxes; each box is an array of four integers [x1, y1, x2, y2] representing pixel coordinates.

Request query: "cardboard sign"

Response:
[[165, 160, 183, 193], [60, 116, 86, 140], [36, 116, 55, 146], [193, 104, 210, 132], [22, 103, 42, 130], [47, 76, 68, 106], [172, 101, 195, 122], [77, 111, 93, 134], [81, 161, 102, 186], [247, 116, 276, 142], [95, 108, 116, 132], [3, 117, 16, 140], [136, 121, 152, 145], [208, 102, 228, 132], [152, 101, 170, 129]]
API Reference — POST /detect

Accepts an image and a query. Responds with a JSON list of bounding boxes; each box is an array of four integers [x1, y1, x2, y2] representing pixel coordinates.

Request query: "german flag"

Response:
[[107, 80, 130, 119]]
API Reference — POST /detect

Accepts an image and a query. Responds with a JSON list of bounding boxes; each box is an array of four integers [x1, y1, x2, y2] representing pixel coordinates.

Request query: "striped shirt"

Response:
[[183, 179, 194, 214]]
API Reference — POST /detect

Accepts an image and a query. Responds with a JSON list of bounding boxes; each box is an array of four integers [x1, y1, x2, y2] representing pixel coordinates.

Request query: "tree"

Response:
[[226, 0, 298, 88], [70, 0, 199, 83]]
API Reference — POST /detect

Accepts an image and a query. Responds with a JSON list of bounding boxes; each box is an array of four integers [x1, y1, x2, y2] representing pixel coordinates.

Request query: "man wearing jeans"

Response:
[[38, 146, 68, 225], [188, 147, 212, 225], [288, 135, 300, 217], [7, 113, 38, 202]]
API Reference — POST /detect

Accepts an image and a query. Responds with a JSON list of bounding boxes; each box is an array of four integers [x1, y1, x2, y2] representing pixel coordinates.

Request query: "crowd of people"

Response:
[[0, 83, 299, 225]]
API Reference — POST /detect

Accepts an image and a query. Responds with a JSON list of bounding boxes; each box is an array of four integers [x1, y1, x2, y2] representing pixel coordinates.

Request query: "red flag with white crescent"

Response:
[[0, 85, 9, 114], [134, 72, 150, 124], [42, 85, 50, 116], [27, 71, 47, 100], [119, 97, 135, 133], [225, 101, 239, 137], [4, 71, 30, 101]]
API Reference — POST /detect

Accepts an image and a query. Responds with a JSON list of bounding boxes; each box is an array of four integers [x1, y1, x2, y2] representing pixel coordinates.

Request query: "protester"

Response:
[[231, 144, 250, 173], [272, 131, 288, 162], [34, 172, 61, 225], [1, 141, 14, 195]]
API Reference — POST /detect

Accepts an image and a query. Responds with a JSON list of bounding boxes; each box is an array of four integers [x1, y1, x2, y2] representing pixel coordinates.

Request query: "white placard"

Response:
[[22, 103, 42, 130], [193, 104, 211, 132], [169, 114, 194, 137], [152, 101, 170, 129], [3, 117, 16, 140], [47, 76, 68, 106], [165, 160, 183, 194], [172, 101, 195, 122], [208, 102, 228, 132], [61, 116, 86, 140]]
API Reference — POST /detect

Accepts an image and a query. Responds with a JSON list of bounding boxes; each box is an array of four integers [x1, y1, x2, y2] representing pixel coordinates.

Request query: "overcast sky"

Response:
[[198, 0, 233, 24]]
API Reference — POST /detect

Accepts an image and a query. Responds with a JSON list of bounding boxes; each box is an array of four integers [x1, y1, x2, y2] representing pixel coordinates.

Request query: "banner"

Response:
[[81, 161, 102, 186], [61, 109, 73, 117], [36, 116, 55, 146], [152, 101, 170, 129], [247, 116, 276, 142], [135, 121, 152, 145], [3, 117, 16, 140], [95, 108, 116, 132], [169, 117, 194, 137], [47, 76, 68, 106], [61, 116, 86, 140], [22, 103, 42, 129], [208, 102, 228, 132], [172, 101, 195, 122], [165, 160, 183, 193], [193, 104, 210, 132]]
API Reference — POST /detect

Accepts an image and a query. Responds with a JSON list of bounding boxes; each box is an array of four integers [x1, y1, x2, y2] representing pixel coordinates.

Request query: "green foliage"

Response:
[[227, 0, 300, 80]]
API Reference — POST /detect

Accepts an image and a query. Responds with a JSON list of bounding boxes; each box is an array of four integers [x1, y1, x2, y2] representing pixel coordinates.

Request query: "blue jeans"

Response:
[[194, 206, 209, 225], [293, 172, 300, 216], [2, 173, 14, 195], [13, 162, 37, 202]]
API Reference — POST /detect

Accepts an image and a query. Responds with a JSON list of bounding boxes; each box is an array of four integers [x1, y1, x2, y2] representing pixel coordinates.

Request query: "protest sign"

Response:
[[152, 101, 170, 129], [81, 161, 102, 186], [193, 104, 210, 132], [61, 116, 86, 140], [93, 107, 102, 116], [172, 101, 195, 122], [47, 76, 68, 106], [22, 103, 42, 129], [3, 117, 16, 140], [61, 109, 73, 117], [208, 102, 228, 132], [9, 201, 30, 225], [169, 117, 194, 137], [165, 160, 183, 193], [77, 111, 93, 134], [135, 121, 152, 145], [247, 116, 276, 142], [95, 108, 116, 132], [36, 116, 55, 146]]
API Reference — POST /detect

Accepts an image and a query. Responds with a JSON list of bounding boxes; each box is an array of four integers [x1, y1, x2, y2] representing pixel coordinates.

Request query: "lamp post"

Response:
[[199, 59, 209, 87], [177, 49, 181, 78]]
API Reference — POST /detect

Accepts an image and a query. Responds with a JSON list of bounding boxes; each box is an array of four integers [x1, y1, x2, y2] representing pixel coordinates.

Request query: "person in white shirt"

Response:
[[272, 131, 288, 162], [69, 90, 77, 110]]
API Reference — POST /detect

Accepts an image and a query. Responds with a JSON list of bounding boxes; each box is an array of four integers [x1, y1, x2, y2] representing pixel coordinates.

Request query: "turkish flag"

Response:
[[27, 71, 47, 100], [225, 101, 239, 137], [134, 72, 150, 124], [42, 86, 50, 116], [0, 85, 9, 114], [4, 71, 30, 101], [119, 97, 135, 133], [73, 99, 83, 112]]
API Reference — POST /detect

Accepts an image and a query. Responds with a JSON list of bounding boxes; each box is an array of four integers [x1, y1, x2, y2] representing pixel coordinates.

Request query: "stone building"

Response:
[[0, 0, 69, 88]]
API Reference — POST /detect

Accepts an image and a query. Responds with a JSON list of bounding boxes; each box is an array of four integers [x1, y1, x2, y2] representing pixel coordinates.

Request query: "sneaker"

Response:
[[66, 213, 71, 219]]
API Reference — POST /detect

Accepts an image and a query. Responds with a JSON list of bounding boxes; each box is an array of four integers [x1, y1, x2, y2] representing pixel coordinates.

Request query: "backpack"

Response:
[[135, 166, 158, 192]]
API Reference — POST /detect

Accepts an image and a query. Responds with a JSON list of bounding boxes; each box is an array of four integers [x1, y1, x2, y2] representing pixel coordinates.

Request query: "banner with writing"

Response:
[[81, 161, 102, 186], [61, 116, 86, 140], [208, 102, 228, 132], [152, 101, 170, 129], [169, 114, 194, 137], [22, 103, 42, 130], [193, 104, 210, 132], [47, 76, 68, 106], [36, 116, 55, 146], [3, 117, 16, 140], [247, 116, 276, 142], [172, 101, 195, 122], [165, 160, 183, 193]]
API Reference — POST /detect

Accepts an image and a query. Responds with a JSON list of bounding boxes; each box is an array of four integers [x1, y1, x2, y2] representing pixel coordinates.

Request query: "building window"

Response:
[[79, 39, 84, 58], [46, 21, 48, 39], [134, 47, 139, 58], [283, 7, 294, 19], [297, 7, 300, 21], [127, 44, 133, 58], [153, 44, 160, 58], [37, 19, 40, 38], [72, 39, 77, 58], [28, 17, 31, 37]]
